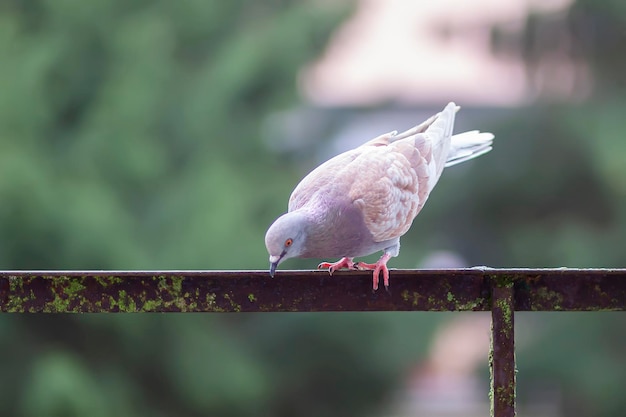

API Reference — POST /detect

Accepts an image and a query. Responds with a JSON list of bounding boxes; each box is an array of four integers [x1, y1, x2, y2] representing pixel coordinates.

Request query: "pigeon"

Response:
[[265, 102, 494, 290]]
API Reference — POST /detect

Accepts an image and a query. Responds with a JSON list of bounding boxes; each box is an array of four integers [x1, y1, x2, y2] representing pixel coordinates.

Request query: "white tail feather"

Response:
[[445, 130, 494, 167]]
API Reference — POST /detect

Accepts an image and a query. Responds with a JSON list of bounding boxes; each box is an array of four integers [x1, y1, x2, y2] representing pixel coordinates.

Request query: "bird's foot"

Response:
[[356, 253, 392, 291], [317, 257, 356, 275]]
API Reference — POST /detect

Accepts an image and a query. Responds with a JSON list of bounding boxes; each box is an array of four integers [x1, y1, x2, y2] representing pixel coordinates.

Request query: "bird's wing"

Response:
[[288, 149, 361, 211], [348, 102, 459, 242], [347, 137, 433, 242], [289, 102, 459, 242], [358, 112, 439, 148]]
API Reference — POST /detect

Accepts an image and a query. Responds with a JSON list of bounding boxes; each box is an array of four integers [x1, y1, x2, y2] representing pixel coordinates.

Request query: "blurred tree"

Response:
[[0, 0, 350, 271], [0, 2, 446, 417]]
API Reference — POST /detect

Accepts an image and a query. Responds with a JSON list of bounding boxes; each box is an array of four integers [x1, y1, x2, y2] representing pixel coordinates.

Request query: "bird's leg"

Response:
[[317, 257, 356, 275], [355, 253, 392, 290]]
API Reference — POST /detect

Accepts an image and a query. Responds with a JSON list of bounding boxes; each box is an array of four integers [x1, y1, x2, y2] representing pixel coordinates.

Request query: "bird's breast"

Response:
[[300, 199, 382, 258]]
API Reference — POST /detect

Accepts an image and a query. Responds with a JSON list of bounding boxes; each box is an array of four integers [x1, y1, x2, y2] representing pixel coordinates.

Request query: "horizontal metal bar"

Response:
[[0, 268, 624, 313]]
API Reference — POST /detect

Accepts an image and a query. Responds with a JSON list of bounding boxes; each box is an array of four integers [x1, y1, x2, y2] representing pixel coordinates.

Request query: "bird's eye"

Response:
[[284, 238, 293, 247]]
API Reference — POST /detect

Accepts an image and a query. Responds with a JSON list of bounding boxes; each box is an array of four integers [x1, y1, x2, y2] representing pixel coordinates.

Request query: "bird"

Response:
[[265, 102, 494, 290]]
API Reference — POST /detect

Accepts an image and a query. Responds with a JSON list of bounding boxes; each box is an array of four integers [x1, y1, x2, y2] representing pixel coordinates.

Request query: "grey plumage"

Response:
[[265, 102, 494, 289]]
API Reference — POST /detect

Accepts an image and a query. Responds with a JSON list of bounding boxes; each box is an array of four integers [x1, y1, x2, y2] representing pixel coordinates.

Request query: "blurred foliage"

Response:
[[0, 0, 347, 270], [480, 2, 626, 416], [0, 0, 624, 417]]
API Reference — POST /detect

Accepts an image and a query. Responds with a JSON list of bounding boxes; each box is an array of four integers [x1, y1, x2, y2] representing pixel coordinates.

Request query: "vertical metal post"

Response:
[[490, 281, 516, 417]]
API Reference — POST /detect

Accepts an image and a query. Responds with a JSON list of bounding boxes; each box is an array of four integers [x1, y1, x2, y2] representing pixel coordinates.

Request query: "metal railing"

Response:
[[1, 268, 625, 417]]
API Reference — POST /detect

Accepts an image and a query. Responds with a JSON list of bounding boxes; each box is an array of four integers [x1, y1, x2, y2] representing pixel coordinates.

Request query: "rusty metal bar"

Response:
[[491, 281, 516, 417], [1, 269, 624, 417], [0, 268, 624, 313]]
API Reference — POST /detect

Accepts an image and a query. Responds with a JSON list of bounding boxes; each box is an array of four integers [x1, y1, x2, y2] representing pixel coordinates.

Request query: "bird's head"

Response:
[[265, 211, 310, 277]]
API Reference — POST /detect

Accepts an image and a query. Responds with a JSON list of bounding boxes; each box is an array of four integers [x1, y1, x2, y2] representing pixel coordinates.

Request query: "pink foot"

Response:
[[356, 253, 392, 290], [317, 257, 355, 275]]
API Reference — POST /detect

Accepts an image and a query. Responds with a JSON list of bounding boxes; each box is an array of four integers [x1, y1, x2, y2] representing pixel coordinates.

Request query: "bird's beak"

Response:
[[269, 253, 284, 278]]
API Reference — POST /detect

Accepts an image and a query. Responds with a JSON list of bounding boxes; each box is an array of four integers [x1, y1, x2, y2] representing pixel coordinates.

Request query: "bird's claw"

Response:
[[318, 256, 391, 291], [355, 253, 392, 291], [317, 258, 356, 276], [317, 262, 336, 275], [369, 265, 389, 291]]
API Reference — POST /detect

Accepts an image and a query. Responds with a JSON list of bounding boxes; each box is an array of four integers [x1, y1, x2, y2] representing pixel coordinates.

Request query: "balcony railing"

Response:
[[1, 268, 625, 417]]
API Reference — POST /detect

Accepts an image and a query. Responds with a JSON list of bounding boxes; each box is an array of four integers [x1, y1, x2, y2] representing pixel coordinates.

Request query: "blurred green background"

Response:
[[0, 0, 624, 416]]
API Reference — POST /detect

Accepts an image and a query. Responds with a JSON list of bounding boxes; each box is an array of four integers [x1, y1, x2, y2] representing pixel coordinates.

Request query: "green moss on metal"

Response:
[[82, 275, 214, 312], [401, 290, 422, 307], [141, 299, 161, 311], [223, 293, 241, 312], [169, 275, 184, 295], [533, 286, 564, 311], [496, 384, 515, 407], [206, 292, 216, 306], [456, 298, 486, 311], [43, 292, 71, 313], [114, 289, 138, 312], [203, 292, 226, 312], [490, 274, 515, 288], [5, 294, 28, 313], [496, 297, 513, 331], [8, 276, 24, 293], [399, 289, 484, 311], [179, 291, 199, 311], [157, 275, 167, 290], [140, 275, 198, 311], [413, 292, 424, 307], [4, 278, 34, 312], [488, 322, 516, 417], [64, 279, 86, 296], [19, 276, 119, 312], [93, 276, 123, 287], [400, 289, 484, 310], [490, 283, 516, 415]]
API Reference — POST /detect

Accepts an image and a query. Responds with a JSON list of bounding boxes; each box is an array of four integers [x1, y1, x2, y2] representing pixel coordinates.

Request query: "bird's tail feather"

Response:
[[445, 130, 494, 167]]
